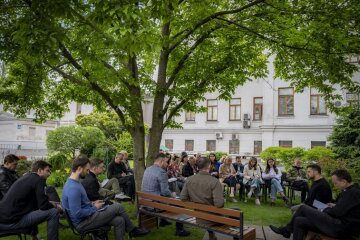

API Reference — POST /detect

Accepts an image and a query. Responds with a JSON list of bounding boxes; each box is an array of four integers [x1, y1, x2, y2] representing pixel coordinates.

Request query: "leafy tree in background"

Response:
[[1, 0, 359, 188], [46, 125, 105, 159], [328, 107, 360, 182], [260, 147, 306, 170]]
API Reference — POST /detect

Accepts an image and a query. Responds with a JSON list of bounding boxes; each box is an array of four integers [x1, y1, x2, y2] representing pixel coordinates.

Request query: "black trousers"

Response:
[[117, 175, 136, 200], [286, 205, 344, 240], [292, 181, 309, 202]]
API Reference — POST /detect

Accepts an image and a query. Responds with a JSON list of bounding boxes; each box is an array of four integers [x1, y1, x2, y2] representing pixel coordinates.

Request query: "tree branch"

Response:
[[169, 0, 265, 51], [166, 25, 221, 90], [44, 61, 83, 85]]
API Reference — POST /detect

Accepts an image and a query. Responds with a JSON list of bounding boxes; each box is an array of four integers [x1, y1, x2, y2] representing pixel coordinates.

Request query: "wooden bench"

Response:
[[137, 191, 256, 240]]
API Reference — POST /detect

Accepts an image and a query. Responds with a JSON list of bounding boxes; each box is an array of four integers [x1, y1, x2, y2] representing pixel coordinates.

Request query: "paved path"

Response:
[[202, 225, 293, 240]]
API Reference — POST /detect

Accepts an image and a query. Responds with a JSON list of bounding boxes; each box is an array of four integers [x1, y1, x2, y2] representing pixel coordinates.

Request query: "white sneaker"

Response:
[[115, 193, 131, 200], [229, 192, 235, 198], [247, 189, 253, 199], [230, 198, 238, 203], [255, 198, 261, 205]]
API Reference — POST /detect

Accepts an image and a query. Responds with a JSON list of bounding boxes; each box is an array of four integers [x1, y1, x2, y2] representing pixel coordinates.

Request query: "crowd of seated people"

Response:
[[1, 152, 359, 240]]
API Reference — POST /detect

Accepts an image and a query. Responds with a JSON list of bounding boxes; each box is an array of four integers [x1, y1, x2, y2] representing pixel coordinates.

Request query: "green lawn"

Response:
[[5, 193, 295, 240]]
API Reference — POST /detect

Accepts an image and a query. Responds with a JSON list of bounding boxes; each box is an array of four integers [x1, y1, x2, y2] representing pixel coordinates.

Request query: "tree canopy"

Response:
[[1, 0, 360, 186]]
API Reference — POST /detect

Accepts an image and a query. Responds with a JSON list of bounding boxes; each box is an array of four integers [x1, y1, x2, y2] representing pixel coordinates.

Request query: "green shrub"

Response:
[[48, 152, 70, 170], [16, 160, 32, 176], [47, 168, 70, 187]]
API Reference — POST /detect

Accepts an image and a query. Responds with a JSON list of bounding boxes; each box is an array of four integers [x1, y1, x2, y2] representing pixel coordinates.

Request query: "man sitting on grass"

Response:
[[62, 155, 149, 239], [270, 169, 360, 240]]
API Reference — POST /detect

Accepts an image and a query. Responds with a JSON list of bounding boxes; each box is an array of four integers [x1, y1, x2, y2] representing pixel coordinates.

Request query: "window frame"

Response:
[[311, 141, 326, 148], [229, 98, 241, 121], [310, 89, 326, 115], [346, 93, 360, 107], [207, 99, 218, 121], [253, 97, 263, 121], [254, 141, 262, 155], [279, 140, 292, 148], [278, 87, 294, 116], [185, 111, 195, 122], [206, 140, 216, 152], [185, 140, 194, 152], [229, 139, 240, 154]]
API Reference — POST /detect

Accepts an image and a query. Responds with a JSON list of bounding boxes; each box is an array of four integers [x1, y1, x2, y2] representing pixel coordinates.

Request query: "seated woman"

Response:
[[167, 155, 185, 193], [219, 156, 238, 202], [243, 157, 262, 205], [262, 158, 289, 207], [208, 153, 220, 178]]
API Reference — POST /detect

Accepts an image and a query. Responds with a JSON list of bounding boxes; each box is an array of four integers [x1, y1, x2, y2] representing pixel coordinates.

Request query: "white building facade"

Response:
[[159, 63, 360, 156]]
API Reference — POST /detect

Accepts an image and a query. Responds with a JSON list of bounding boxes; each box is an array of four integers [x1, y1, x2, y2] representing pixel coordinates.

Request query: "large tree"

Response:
[[1, 0, 360, 187]]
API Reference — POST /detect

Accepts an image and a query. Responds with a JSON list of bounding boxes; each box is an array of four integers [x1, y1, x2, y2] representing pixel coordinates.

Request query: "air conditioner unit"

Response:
[[243, 120, 251, 128], [215, 132, 223, 139], [334, 101, 342, 107], [244, 114, 251, 120], [232, 133, 239, 140]]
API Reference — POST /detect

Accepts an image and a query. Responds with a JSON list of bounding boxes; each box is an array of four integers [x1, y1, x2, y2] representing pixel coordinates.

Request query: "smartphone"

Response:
[[103, 195, 112, 202]]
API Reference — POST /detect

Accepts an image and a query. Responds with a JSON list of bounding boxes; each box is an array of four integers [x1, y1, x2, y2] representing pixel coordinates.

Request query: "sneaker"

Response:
[[282, 196, 289, 204], [230, 197, 238, 203], [255, 198, 261, 205], [129, 227, 150, 237], [247, 189, 253, 199], [175, 228, 190, 237], [115, 193, 131, 200], [269, 225, 291, 238], [229, 192, 235, 198]]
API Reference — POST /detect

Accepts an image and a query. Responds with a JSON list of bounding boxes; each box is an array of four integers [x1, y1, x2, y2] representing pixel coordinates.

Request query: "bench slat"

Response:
[[137, 192, 241, 218], [139, 199, 241, 227]]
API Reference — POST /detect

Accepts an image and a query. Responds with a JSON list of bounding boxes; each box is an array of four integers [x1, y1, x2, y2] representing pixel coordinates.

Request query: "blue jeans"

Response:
[[247, 179, 261, 196], [0, 208, 59, 240], [270, 178, 284, 200]]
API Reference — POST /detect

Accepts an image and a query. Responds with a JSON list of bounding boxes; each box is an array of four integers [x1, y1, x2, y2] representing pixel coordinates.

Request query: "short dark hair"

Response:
[[306, 164, 321, 174], [332, 169, 352, 183], [4, 154, 19, 164], [235, 156, 241, 160], [155, 153, 166, 162], [72, 155, 90, 172], [197, 157, 210, 170], [90, 158, 104, 168], [32, 160, 52, 172]]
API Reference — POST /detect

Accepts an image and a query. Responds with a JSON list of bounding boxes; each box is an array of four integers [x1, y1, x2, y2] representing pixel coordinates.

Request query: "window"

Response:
[[347, 55, 360, 64], [346, 93, 360, 107], [278, 87, 294, 115], [229, 98, 241, 121], [165, 139, 173, 151], [254, 141, 262, 155], [229, 140, 240, 154], [279, 140, 292, 148], [185, 140, 194, 152], [253, 97, 263, 120], [185, 112, 195, 121], [310, 89, 326, 115], [206, 140, 216, 152], [29, 127, 36, 140], [311, 141, 326, 148], [207, 99, 218, 121], [76, 103, 82, 114]]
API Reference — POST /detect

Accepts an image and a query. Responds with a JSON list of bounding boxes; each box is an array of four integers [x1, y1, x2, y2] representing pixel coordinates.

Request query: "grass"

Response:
[[5, 192, 296, 240]]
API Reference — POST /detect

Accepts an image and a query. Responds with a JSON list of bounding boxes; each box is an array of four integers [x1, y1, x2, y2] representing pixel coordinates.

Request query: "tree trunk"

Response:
[[131, 123, 146, 192]]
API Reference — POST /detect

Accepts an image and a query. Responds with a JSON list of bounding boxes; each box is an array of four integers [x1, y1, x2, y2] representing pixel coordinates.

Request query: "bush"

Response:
[[260, 147, 306, 170], [303, 147, 336, 162], [48, 152, 70, 170], [47, 168, 70, 187], [16, 160, 32, 176]]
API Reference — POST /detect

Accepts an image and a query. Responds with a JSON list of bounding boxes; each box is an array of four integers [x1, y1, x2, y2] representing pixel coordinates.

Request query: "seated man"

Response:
[[141, 153, 190, 237], [81, 158, 130, 202], [0, 154, 19, 200], [107, 152, 136, 201], [270, 169, 360, 240], [0, 160, 60, 240], [181, 155, 197, 177], [291, 164, 332, 212], [180, 157, 224, 240], [62, 155, 149, 239], [233, 156, 245, 198], [287, 158, 309, 203]]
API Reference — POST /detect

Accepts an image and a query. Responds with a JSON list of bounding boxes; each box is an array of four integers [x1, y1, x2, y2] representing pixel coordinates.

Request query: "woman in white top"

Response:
[[243, 157, 262, 205], [261, 158, 289, 206]]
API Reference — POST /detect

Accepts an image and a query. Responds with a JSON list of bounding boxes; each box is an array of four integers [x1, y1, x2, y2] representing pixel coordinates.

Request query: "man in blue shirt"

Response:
[[141, 153, 190, 237], [62, 155, 148, 239]]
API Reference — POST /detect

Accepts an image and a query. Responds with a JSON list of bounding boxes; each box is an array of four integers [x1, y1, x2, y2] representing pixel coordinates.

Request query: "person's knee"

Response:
[[111, 216, 125, 226]]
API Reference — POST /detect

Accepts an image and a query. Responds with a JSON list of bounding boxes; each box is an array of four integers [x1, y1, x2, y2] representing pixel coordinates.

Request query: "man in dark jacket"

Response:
[[81, 158, 130, 202], [0, 160, 60, 240], [182, 156, 197, 177], [107, 152, 136, 201], [0, 154, 19, 200], [287, 158, 309, 202], [270, 169, 360, 240]]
